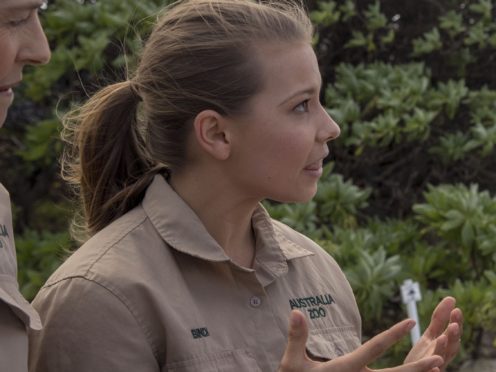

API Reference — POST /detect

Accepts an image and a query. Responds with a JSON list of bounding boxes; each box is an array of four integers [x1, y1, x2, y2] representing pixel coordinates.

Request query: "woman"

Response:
[[0, 0, 51, 371], [29, 1, 461, 371]]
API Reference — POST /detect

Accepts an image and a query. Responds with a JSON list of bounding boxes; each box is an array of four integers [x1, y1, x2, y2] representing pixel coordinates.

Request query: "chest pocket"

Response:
[[306, 325, 361, 361], [164, 349, 262, 372]]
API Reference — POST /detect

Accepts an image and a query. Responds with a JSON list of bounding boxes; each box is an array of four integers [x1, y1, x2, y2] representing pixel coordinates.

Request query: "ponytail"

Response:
[[61, 81, 165, 240]]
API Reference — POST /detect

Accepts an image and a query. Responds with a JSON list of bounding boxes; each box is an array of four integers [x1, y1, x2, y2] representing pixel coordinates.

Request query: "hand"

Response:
[[279, 310, 444, 372], [404, 297, 463, 372]]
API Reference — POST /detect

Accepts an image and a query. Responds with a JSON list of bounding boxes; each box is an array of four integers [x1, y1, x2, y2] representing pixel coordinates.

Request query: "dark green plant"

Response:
[[413, 184, 496, 280], [16, 230, 72, 301]]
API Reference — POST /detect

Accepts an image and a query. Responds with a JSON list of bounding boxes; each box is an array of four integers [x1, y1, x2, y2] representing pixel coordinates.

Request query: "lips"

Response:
[[0, 81, 20, 92], [304, 160, 323, 171], [304, 151, 329, 170]]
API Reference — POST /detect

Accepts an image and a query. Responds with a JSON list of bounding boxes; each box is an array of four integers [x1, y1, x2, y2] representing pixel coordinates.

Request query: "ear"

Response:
[[192, 109, 231, 160]]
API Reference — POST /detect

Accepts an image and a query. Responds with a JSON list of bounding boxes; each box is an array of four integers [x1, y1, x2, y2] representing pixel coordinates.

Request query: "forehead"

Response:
[[255, 42, 321, 92]]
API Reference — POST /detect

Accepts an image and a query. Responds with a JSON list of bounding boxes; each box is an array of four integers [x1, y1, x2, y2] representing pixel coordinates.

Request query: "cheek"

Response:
[[0, 35, 16, 79], [273, 130, 314, 160], [256, 132, 313, 179]]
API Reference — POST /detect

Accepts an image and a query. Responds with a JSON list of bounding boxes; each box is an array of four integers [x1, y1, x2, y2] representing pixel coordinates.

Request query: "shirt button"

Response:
[[249, 296, 262, 308]]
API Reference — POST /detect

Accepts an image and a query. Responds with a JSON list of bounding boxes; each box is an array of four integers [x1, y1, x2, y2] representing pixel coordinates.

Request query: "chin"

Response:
[[271, 188, 318, 204]]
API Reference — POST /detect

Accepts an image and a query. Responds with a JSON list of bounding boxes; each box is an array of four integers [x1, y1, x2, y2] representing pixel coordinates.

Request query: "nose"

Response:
[[318, 104, 340, 143], [17, 13, 51, 66]]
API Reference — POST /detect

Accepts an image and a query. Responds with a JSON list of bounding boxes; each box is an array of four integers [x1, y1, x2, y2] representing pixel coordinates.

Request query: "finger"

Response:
[[341, 319, 416, 370], [431, 334, 447, 359], [381, 355, 443, 372], [443, 322, 461, 364], [425, 297, 456, 338], [449, 308, 463, 337], [279, 310, 312, 372], [435, 307, 463, 372]]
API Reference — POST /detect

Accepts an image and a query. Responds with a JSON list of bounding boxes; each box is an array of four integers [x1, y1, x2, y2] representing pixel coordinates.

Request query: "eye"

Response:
[[294, 99, 310, 113], [7, 11, 33, 28], [9, 16, 29, 27]]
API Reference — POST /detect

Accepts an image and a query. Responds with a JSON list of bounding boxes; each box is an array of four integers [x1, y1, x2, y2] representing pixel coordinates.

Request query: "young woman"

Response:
[[0, 0, 51, 371], [29, 1, 462, 371]]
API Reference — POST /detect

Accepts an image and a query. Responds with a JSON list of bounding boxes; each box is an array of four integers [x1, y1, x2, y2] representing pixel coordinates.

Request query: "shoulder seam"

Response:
[[84, 212, 148, 276]]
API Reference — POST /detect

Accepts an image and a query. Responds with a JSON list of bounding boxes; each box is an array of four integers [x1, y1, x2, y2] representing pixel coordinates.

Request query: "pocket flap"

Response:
[[165, 349, 261, 372], [306, 326, 361, 361]]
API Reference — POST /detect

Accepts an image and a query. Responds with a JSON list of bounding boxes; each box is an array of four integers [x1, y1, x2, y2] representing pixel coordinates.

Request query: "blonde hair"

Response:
[[62, 0, 313, 239]]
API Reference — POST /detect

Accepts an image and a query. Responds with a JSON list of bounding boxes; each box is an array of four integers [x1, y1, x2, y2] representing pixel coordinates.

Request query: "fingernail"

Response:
[[404, 319, 416, 331], [290, 311, 301, 327]]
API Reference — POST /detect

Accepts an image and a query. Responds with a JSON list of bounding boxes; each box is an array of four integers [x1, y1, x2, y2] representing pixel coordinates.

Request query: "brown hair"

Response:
[[62, 0, 313, 239]]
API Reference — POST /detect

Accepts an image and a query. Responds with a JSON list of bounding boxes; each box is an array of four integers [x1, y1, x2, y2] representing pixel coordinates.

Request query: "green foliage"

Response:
[[311, 1, 341, 27], [326, 61, 496, 163], [312, 0, 395, 52], [410, 0, 495, 76], [439, 11, 465, 38], [16, 230, 71, 301], [16, 117, 63, 167], [25, 0, 165, 101], [412, 28, 443, 56], [413, 184, 496, 279], [345, 248, 402, 322], [319, 226, 403, 328], [314, 164, 371, 228], [326, 63, 440, 153]]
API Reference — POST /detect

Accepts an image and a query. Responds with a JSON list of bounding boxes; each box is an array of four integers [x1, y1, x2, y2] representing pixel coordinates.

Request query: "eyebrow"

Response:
[[278, 87, 321, 107]]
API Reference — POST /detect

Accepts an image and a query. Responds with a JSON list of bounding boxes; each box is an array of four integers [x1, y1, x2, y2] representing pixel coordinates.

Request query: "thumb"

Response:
[[279, 310, 311, 372]]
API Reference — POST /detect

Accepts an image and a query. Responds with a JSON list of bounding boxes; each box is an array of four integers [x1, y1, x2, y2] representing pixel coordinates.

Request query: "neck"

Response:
[[169, 166, 258, 268]]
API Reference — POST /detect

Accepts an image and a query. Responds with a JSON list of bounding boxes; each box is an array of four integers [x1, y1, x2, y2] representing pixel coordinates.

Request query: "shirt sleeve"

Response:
[[29, 277, 160, 372]]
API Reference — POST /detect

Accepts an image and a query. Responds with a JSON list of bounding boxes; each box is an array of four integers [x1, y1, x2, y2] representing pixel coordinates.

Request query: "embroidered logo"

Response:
[[289, 293, 335, 319], [0, 224, 8, 249], [191, 327, 210, 339]]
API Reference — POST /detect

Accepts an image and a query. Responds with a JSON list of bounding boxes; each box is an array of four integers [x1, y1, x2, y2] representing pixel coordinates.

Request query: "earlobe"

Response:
[[193, 110, 231, 160]]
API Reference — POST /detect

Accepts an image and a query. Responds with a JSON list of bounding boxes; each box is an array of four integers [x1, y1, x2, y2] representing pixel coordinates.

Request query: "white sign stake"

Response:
[[400, 279, 421, 345]]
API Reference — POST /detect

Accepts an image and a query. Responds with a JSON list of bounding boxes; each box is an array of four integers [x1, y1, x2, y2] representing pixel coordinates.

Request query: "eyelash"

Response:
[[9, 15, 31, 27], [294, 99, 310, 113], [7, 1, 47, 28]]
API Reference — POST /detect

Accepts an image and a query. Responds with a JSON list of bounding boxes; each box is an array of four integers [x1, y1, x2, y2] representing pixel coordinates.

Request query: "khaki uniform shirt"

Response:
[[0, 183, 42, 372], [30, 175, 361, 371]]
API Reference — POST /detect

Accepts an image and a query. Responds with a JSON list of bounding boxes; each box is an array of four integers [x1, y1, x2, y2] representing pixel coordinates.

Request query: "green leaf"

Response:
[[412, 28, 442, 56], [364, 1, 387, 31], [310, 1, 340, 27], [439, 10, 465, 37]]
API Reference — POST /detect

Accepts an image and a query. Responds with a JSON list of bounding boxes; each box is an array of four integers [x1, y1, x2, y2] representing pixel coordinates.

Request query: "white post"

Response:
[[400, 279, 422, 345]]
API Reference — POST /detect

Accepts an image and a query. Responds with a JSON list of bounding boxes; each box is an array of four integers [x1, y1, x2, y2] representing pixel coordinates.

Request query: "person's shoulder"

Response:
[[42, 205, 151, 288]]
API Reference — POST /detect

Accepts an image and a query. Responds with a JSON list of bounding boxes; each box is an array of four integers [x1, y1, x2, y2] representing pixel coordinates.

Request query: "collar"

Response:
[[142, 175, 229, 262], [142, 175, 314, 284]]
